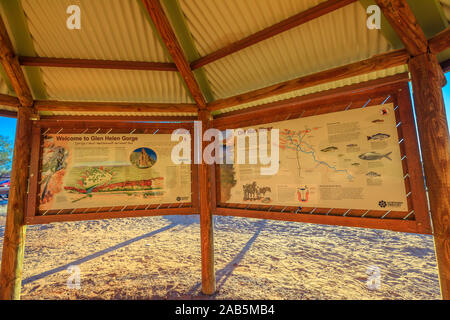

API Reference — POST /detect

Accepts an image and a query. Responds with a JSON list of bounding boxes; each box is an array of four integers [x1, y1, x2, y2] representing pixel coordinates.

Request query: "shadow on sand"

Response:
[[22, 222, 177, 286], [187, 220, 267, 296], [22, 215, 266, 299]]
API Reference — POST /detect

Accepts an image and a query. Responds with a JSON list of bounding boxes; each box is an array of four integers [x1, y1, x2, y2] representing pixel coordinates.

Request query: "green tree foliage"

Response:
[[0, 135, 13, 174]]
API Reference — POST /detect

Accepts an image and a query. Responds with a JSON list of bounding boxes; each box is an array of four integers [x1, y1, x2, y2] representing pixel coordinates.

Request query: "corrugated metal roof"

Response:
[[0, 0, 442, 116], [178, 0, 328, 56], [40, 67, 193, 103], [440, 0, 450, 23], [179, 0, 393, 100], [21, 0, 168, 61], [213, 65, 409, 115], [17, 0, 193, 104], [0, 76, 10, 95]]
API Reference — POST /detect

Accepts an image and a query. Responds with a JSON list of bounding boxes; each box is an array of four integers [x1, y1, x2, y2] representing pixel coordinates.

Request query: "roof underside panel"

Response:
[[18, 0, 196, 105], [21, 0, 169, 62], [440, 0, 450, 23], [40, 67, 193, 103], [0, 76, 10, 96], [213, 65, 409, 115], [179, 0, 394, 100]]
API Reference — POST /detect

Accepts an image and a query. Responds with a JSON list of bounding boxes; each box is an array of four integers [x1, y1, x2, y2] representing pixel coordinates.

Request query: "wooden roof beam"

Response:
[[0, 93, 20, 107], [0, 109, 17, 118], [375, 0, 428, 57], [207, 49, 409, 111], [0, 16, 33, 107], [34, 100, 198, 114], [141, 0, 207, 109], [213, 72, 410, 122], [190, 0, 357, 70], [441, 59, 450, 74], [429, 26, 450, 54], [18, 56, 178, 72]]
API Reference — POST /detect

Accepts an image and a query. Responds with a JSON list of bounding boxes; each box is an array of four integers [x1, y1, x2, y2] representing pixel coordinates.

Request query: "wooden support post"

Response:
[[0, 106, 33, 300], [198, 109, 216, 295], [408, 53, 450, 300]]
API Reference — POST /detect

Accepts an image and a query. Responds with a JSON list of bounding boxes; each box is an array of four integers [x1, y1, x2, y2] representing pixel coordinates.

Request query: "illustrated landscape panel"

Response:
[[39, 133, 191, 211]]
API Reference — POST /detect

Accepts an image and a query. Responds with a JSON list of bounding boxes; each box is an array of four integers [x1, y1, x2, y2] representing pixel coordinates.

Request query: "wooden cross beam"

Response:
[[34, 100, 198, 114], [0, 93, 20, 107], [429, 26, 450, 54], [19, 56, 178, 72], [441, 59, 450, 74], [207, 49, 409, 111], [0, 15, 33, 107], [142, 0, 207, 109]]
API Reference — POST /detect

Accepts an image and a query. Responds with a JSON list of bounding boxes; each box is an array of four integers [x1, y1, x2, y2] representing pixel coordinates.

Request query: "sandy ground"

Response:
[[0, 203, 441, 300]]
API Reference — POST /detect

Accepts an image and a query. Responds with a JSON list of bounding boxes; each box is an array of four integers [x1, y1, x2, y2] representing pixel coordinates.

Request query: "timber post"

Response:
[[408, 52, 450, 300], [198, 109, 216, 295], [0, 10, 36, 300], [0, 105, 34, 300]]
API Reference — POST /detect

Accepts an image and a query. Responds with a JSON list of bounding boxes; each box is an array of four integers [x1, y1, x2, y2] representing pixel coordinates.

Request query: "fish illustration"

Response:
[[366, 171, 381, 177], [368, 133, 390, 141], [347, 143, 358, 147], [351, 163, 360, 166], [321, 146, 338, 152], [359, 152, 392, 161], [372, 119, 384, 123]]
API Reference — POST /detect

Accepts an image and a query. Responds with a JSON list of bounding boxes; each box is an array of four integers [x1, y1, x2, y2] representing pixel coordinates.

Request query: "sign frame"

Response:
[[25, 120, 198, 225], [212, 80, 432, 234]]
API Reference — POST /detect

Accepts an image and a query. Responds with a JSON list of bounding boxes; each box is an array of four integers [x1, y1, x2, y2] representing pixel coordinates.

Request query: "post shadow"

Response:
[[22, 222, 177, 286], [188, 220, 266, 295]]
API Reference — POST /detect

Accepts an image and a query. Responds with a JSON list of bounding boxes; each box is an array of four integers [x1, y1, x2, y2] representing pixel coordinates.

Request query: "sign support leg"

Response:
[[409, 53, 450, 300], [0, 106, 33, 300], [198, 109, 216, 295]]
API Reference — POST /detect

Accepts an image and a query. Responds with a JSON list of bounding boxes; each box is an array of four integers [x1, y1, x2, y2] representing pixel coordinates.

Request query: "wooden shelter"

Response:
[[0, 0, 449, 300]]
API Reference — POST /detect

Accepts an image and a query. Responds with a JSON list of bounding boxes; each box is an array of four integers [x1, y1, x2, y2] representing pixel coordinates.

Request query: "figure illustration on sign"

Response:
[[359, 151, 392, 161], [40, 137, 69, 204], [297, 186, 309, 202], [242, 181, 271, 202], [130, 147, 157, 169]]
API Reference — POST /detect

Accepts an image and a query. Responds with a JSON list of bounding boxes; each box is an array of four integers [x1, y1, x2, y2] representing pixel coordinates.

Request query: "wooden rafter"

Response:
[[19, 56, 178, 72], [0, 0, 46, 100], [0, 16, 33, 107], [160, 0, 215, 102], [0, 93, 20, 107], [429, 26, 450, 54], [34, 100, 198, 114], [142, 0, 207, 108], [0, 109, 17, 118], [213, 73, 410, 123], [375, 0, 428, 56], [191, 0, 357, 70], [207, 49, 409, 111], [441, 59, 450, 74]]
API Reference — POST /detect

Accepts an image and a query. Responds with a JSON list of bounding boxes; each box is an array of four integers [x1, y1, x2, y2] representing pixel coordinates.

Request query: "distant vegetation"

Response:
[[0, 135, 12, 175]]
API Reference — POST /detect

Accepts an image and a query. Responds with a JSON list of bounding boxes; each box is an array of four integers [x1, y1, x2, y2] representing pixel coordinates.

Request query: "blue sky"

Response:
[[1, 73, 450, 144], [0, 116, 16, 141]]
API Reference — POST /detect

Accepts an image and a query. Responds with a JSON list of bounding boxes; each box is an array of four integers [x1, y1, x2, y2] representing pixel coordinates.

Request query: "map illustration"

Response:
[[221, 104, 408, 211]]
